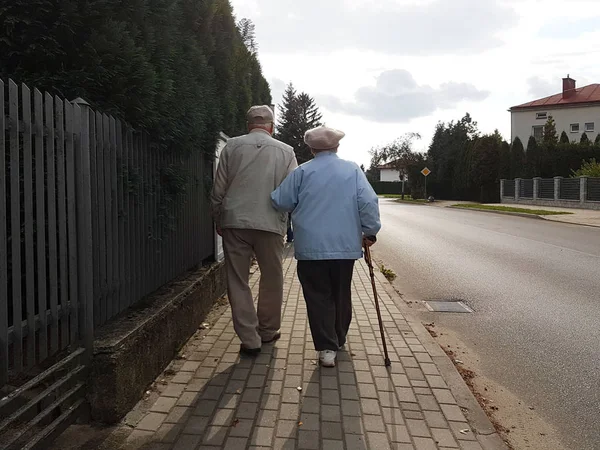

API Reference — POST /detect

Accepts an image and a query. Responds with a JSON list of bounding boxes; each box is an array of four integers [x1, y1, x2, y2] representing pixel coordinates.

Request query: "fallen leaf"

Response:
[[235, 389, 242, 394], [297, 386, 303, 392], [298, 421, 303, 426], [231, 418, 240, 427], [459, 429, 469, 435]]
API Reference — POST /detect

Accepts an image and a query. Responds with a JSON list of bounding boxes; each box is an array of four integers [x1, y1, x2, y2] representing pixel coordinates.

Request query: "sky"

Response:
[[229, 0, 600, 167]]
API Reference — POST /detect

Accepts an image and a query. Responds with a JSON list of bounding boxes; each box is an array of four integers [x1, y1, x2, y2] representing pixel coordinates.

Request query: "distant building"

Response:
[[377, 160, 407, 182], [510, 75, 600, 146]]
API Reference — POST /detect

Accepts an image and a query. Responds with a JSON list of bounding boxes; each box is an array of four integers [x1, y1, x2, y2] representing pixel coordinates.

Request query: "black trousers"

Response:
[[297, 260, 355, 351]]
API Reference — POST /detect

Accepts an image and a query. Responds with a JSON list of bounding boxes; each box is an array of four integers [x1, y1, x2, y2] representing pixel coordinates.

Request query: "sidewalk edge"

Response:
[[369, 265, 510, 450], [448, 205, 600, 229]]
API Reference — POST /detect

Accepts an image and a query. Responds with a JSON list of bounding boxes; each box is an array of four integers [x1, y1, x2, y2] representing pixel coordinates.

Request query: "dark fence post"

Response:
[[72, 98, 95, 359]]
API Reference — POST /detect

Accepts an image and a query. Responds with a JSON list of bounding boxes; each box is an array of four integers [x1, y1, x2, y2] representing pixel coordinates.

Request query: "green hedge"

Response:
[[369, 181, 404, 195]]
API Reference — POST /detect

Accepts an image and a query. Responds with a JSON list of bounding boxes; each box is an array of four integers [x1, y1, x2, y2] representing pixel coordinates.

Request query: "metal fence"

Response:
[[500, 176, 600, 210], [0, 78, 214, 448]]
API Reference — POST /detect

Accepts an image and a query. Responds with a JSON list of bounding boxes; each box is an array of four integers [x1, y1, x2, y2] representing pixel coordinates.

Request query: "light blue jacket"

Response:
[[271, 152, 381, 260]]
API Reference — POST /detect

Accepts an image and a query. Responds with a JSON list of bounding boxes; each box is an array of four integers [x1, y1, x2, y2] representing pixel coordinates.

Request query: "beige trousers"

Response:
[[222, 229, 284, 349]]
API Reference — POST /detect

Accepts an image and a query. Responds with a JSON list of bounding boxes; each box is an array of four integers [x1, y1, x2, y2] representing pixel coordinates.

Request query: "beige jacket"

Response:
[[211, 130, 298, 236]]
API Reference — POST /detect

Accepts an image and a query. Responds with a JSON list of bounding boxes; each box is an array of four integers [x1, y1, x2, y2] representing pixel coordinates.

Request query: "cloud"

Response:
[[235, 0, 517, 55], [319, 69, 489, 123], [538, 17, 600, 39], [527, 76, 558, 99]]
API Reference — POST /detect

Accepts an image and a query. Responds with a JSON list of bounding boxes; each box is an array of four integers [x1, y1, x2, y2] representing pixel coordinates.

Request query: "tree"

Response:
[[526, 136, 541, 177], [596, 134, 600, 145], [580, 132, 590, 144], [0, 0, 272, 156], [427, 113, 479, 199], [360, 164, 366, 173], [542, 116, 558, 146], [370, 133, 424, 197], [560, 131, 570, 144], [237, 18, 258, 54], [510, 137, 526, 178], [275, 83, 323, 163]]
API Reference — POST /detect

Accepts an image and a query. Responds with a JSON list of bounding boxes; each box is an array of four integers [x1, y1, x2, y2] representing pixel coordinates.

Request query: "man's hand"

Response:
[[363, 235, 376, 248], [216, 226, 223, 236]]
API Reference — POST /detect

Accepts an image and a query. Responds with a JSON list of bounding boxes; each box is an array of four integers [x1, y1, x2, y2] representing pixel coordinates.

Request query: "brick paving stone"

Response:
[[432, 388, 456, 405], [203, 426, 228, 445], [301, 396, 320, 413], [413, 437, 438, 450], [404, 410, 425, 420], [155, 423, 182, 443], [417, 394, 441, 411], [251, 427, 275, 447], [382, 407, 405, 425], [177, 391, 200, 407], [172, 434, 202, 450], [322, 439, 344, 450], [298, 430, 320, 449], [448, 422, 476, 441], [299, 413, 320, 431], [363, 414, 386, 432], [431, 428, 459, 448], [345, 434, 368, 450], [321, 389, 340, 405], [322, 421, 343, 440], [225, 379, 246, 394], [136, 412, 167, 432], [368, 432, 392, 450], [387, 425, 411, 443], [321, 404, 341, 422], [441, 404, 467, 422], [224, 437, 248, 450], [171, 371, 194, 384], [261, 394, 281, 411], [355, 371, 373, 383], [284, 375, 302, 387], [161, 384, 185, 398], [193, 400, 217, 416], [182, 416, 209, 435], [219, 393, 242, 409], [212, 408, 235, 426], [229, 419, 254, 437], [277, 420, 298, 438], [457, 440, 484, 450], [340, 384, 359, 400], [257, 409, 278, 427], [338, 371, 357, 385], [150, 397, 177, 414], [180, 361, 202, 372], [358, 383, 378, 398], [280, 403, 300, 420], [407, 419, 432, 438], [242, 388, 262, 403], [423, 410, 448, 429], [341, 399, 362, 416], [321, 376, 339, 390]]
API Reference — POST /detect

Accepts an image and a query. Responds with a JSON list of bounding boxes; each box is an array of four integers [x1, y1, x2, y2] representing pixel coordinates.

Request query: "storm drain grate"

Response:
[[424, 300, 473, 313]]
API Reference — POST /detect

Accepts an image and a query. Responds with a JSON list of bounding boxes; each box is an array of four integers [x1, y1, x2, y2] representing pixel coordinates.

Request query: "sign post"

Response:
[[421, 167, 431, 199]]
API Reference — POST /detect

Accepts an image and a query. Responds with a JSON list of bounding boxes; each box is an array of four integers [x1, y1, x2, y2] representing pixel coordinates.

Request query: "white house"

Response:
[[510, 76, 600, 146], [377, 161, 407, 182]]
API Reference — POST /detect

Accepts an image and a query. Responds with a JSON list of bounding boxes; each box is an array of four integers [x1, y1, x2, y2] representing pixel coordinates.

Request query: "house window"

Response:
[[570, 123, 580, 133], [585, 122, 595, 132], [532, 126, 544, 141], [536, 112, 547, 120]]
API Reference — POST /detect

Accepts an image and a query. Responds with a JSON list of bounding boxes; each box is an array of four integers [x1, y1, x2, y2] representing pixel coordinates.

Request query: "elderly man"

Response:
[[271, 126, 381, 367], [211, 106, 298, 356]]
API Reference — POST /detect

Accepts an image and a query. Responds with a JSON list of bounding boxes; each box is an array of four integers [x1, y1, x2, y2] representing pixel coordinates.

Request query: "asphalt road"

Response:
[[375, 200, 600, 450]]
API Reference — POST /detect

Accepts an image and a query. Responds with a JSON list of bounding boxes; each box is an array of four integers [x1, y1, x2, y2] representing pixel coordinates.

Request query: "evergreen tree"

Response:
[[580, 132, 590, 144], [595, 134, 600, 145], [526, 136, 540, 177], [543, 116, 558, 146], [510, 137, 525, 178], [560, 131, 570, 144], [275, 83, 323, 163]]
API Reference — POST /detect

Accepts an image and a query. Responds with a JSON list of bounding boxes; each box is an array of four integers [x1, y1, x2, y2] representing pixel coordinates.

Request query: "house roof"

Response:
[[511, 84, 600, 110], [377, 160, 406, 170]]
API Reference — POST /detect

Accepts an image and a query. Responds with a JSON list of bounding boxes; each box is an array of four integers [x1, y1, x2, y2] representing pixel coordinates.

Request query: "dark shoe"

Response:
[[262, 332, 281, 344], [240, 345, 261, 357]]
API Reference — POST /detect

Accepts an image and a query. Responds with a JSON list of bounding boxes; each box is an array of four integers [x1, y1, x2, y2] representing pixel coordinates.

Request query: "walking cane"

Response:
[[363, 243, 392, 367]]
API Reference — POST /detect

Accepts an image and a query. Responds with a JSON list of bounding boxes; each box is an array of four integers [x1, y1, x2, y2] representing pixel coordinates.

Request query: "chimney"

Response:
[[562, 75, 576, 99]]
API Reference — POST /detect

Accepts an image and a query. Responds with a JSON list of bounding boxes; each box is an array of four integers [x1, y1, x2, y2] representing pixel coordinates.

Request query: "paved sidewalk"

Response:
[[117, 246, 506, 450], [492, 203, 600, 228]]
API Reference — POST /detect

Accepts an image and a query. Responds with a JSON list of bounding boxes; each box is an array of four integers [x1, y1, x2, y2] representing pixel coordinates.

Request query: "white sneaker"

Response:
[[319, 350, 337, 367]]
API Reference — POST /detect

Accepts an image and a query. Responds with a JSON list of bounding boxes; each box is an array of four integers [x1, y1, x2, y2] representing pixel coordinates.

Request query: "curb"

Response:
[[448, 205, 600, 229], [370, 265, 510, 450]]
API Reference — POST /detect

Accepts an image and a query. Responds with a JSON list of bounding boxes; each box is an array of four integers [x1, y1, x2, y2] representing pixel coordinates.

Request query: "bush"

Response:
[[369, 182, 404, 195], [572, 159, 600, 178]]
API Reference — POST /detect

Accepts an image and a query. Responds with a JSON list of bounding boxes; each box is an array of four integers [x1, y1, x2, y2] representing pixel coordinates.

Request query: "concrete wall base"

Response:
[[88, 262, 226, 423]]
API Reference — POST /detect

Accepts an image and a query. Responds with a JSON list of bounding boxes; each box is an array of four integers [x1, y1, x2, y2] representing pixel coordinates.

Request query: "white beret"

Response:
[[304, 126, 345, 150], [247, 105, 274, 124]]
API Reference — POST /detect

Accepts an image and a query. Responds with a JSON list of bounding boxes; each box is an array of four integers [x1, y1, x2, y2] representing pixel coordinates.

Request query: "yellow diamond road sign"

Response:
[[421, 167, 431, 177]]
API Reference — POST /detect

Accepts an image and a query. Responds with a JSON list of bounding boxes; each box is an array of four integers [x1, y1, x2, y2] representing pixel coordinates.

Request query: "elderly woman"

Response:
[[271, 126, 381, 367]]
